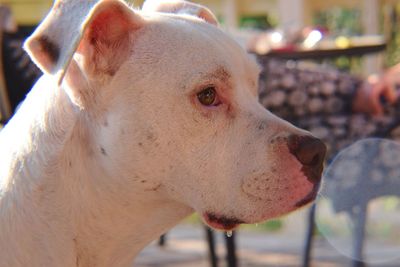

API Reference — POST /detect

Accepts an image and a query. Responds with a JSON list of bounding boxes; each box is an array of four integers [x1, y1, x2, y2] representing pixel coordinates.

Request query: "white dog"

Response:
[[0, 0, 326, 266]]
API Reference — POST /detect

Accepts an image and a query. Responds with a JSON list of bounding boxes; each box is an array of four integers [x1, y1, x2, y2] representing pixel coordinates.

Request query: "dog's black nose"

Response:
[[287, 135, 327, 184]]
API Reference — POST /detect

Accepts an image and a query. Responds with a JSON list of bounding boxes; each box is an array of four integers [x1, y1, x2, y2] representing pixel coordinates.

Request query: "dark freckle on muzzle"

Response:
[[287, 135, 326, 184], [257, 121, 267, 130], [100, 147, 107, 156]]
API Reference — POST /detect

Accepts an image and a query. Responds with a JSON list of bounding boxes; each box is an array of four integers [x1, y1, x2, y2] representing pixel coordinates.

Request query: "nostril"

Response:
[[287, 135, 327, 183], [310, 154, 320, 166], [288, 135, 326, 166]]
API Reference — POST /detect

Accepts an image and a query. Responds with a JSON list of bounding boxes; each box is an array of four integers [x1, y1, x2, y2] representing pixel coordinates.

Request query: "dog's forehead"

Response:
[[140, 12, 260, 84]]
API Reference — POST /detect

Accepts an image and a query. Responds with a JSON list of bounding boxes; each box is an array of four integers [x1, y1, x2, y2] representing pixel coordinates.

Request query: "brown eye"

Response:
[[197, 87, 220, 106]]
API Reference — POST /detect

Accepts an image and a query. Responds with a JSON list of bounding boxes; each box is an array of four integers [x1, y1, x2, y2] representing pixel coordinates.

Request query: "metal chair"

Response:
[[159, 226, 238, 267], [303, 138, 400, 267]]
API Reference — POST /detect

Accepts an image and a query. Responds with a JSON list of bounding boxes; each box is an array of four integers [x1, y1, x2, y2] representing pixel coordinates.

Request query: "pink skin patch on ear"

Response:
[[89, 5, 134, 45]]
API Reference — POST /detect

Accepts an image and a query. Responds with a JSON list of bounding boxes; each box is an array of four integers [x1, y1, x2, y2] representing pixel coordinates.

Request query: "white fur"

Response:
[[0, 1, 318, 266]]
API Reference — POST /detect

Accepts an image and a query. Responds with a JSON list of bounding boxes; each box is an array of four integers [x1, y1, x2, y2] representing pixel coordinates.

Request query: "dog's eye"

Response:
[[197, 87, 221, 106]]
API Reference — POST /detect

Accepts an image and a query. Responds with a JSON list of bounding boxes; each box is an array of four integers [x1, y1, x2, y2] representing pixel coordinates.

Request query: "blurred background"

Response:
[[1, 1, 400, 267], [3, 0, 400, 71]]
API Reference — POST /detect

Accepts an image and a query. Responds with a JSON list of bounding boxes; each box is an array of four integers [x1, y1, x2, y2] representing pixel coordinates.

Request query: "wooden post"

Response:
[[362, 0, 382, 75], [0, 6, 13, 122], [277, 0, 304, 33], [222, 0, 238, 29]]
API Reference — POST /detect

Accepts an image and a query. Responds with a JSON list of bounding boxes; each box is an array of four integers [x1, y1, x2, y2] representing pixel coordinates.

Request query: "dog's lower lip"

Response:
[[295, 182, 320, 207], [295, 193, 316, 207], [203, 212, 244, 231]]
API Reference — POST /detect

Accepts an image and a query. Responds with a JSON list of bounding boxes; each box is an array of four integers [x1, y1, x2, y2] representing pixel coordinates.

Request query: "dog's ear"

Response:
[[142, 0, 218, 26], [24, 0, 144, 84]]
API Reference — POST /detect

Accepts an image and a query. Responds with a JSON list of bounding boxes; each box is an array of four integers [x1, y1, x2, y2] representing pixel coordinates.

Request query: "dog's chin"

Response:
[[202, 212, 245, 231], [201, 182, 320, 231]]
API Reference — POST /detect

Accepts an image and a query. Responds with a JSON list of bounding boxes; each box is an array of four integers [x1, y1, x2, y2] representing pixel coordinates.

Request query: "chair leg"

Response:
[[225, 231, 238, 267], [302, 204, 316, 267], [352, 259, 366, 267], [158, 234, 166, 247], [205, 227, 218, 267], [351, 204, 367, 267]]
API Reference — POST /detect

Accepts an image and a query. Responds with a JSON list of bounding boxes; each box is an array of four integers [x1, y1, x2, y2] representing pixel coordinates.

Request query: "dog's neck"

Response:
[[0, 76, 192, 267]]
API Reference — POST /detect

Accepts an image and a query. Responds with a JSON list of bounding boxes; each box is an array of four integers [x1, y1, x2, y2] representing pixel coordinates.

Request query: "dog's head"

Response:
[[25, 0, 326, 231]]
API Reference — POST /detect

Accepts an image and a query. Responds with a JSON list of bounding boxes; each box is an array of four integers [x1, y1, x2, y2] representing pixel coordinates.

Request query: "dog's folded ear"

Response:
[[142, 0, 218, 26], [24, 0, 144, 84]]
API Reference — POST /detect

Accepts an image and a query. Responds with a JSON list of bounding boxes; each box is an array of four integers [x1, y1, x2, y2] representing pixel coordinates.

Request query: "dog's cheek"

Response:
[[160, 151, 221, 208], [100, 119, 177, 192]]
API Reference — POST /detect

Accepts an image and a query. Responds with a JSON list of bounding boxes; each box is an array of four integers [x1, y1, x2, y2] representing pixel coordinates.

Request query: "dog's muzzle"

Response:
[[287, 135, 327, 184]]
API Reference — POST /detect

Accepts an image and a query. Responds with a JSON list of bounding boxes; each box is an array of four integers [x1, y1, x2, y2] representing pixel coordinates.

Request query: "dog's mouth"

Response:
[[203, 212, 245, 231], [295, 182, 321, 207], [202, 182, 321, 230]]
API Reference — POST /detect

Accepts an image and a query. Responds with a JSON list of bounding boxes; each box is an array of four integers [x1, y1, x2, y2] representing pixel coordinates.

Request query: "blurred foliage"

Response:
[[382, 3, 400, 67], [333, 56, 362, 74], [259, 219, 283, 232], [312, 8, 362, 72], [184, 213, 201, 224], [240, 219, 284, 232], [239, 15, 276, 30], [313, 7, 362, 37], [312, 5, 400, 72], [383, 196, 400, 211]]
